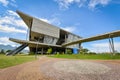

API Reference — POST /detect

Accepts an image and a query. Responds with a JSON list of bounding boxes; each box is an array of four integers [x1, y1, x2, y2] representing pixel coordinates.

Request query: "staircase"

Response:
[[6, 44, 28, 56]]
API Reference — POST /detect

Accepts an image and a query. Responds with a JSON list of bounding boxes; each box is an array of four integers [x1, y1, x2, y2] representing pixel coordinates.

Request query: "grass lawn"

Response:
[[0, 54, 36, 69], [50, 54, 120, 60]]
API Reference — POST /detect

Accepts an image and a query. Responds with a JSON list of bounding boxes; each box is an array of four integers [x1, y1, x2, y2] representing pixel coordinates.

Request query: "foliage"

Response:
[[6, 50, 11, 53], [79, 48, 89, 54], [66, 49, 72, 54], [61, 52, 65, 54], [115, 53, 120, 55], [56, 52, 60, 55], [47, 48, 52, 55], [0, 54, 36, 69], [88, 52, 96, 55], [0, 49, 5, 54]]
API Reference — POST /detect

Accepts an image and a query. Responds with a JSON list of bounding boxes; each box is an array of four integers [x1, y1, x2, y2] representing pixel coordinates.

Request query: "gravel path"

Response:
[[53, 60, 111, 74], [0, 56, 120, 80], [40, 59, 120, 80]]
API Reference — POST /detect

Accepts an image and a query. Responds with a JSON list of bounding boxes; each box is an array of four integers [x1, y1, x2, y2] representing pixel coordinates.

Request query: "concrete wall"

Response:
[[66, 33, 81, 49], [31, 18, 60, 38]]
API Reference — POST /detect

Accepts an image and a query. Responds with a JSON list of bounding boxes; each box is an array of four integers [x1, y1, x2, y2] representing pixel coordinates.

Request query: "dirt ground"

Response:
[[0, 56, 120, 80]]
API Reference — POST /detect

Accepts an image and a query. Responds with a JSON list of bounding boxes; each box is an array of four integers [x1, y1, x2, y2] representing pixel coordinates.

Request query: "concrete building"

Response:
[[7, 11, 81, 55], [7, 11, 120, 56]]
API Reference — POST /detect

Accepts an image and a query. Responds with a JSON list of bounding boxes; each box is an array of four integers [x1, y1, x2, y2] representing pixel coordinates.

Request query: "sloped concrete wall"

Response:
[[31, 18, 60, 38]]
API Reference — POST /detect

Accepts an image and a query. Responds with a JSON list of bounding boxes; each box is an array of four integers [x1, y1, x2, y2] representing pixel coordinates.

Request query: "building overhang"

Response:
[[16, 10, 81, 38], [9, 38, 62, 48], [16, 10, 33, 28]]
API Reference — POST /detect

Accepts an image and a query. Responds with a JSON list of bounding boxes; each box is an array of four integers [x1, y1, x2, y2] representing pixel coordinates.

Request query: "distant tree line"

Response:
[[79, 48, 96, 55], [0, 49, 11, 54]]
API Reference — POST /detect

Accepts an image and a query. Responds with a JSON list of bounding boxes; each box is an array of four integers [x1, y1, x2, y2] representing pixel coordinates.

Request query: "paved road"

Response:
[[0, 56, 120, 80]]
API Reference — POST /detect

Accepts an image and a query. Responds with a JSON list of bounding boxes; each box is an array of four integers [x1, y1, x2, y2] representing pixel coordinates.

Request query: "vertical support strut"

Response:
[[26, 28, 29, 40], [109, 34, 115, 55], [41, 48, 43, 55], [35, 36, 40, 58], [35, 42, 38, 58], [108, 38, 112, 53], [79, 43, 82, 53]]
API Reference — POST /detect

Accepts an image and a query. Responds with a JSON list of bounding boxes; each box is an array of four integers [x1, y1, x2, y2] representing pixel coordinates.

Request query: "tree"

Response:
[[80, 48, 89, 54], [0, 49, 5, 54], [66, 49, 72, 54], [47, 48, 52, 55], [6, 50, 11, 53]]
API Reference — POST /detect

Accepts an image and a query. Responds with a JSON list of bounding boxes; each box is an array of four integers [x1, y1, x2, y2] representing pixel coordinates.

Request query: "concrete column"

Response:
[[41, 48, 43, 55], [109, 37, 115, 55]]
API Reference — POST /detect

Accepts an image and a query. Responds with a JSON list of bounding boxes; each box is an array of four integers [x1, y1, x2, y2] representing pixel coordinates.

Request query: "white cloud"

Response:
[[0, 25, 27, 34], [0, 10, 27, 34], [0, 10, 27, 47], [7, 10, 19, 17], [40, 17, 61, 26], [24, 47, 29, 51], [0, 10, 27, 29], [55, 0, 111, 10], [61, 26, 77, 32], [92, 43, 109, 48], [49, 17, 61, 25], [0, 37, 17, 47], [57, 0, 75, 9], [0, 0, 16, 7], [55, 0, 86, 9], [0, 0, 8, 6], [88, 0, 111, 9], [40, 18, 50, 23], [90, 42, 120, 53]]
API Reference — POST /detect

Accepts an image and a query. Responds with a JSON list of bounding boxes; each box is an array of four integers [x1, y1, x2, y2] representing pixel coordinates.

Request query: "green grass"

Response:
[[50, 54, 120, 60], [0, 54, 36, 69]]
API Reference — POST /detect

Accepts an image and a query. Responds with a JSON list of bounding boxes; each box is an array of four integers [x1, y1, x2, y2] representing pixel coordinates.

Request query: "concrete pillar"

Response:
[[109, 37, 115, 55], [41, 48, 43, 55]]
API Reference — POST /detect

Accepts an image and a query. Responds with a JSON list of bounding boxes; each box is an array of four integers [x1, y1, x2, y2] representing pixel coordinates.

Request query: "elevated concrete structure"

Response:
[[8, 11, 81, 55], [62, 30, 120, 46], [8, 10, 120, 55]]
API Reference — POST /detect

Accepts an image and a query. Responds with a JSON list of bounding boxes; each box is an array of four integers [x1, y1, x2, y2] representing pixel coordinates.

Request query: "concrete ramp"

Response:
[[6, 44, 28, 56]]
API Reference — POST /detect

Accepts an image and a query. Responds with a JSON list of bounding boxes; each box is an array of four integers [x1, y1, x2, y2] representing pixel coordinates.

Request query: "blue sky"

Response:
[[0, 0, 120, 52]]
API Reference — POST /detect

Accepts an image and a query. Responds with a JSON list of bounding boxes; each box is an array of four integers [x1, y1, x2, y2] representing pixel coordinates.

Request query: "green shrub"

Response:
[[79, 48, 89, 55], [116, 53, 120, 55], [47, 48, 52, 55], [66, 49, 72, 54], [6, 50, 11, 53], [61, 52, 65, 55], [56, 52, 60, 55], [89, 52, 96, 55]]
